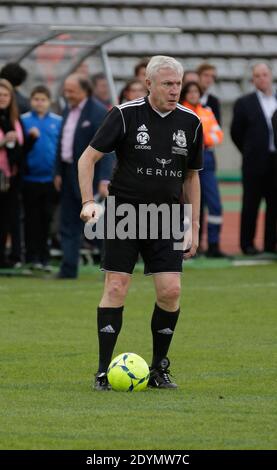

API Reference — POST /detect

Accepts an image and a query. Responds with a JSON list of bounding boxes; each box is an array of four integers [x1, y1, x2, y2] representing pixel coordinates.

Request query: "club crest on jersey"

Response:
[[173, 130, 187, 148], [137, 131, 150, 145]]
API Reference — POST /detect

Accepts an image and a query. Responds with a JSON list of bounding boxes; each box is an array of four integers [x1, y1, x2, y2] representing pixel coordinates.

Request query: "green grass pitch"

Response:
[[0, 264, 276, 450]]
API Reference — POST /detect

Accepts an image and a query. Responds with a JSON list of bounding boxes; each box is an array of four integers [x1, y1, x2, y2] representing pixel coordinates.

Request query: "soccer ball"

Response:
[[107, 352, 150, 392]]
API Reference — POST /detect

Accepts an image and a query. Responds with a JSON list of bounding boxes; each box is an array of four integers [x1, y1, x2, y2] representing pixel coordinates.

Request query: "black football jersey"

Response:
[[90, 96, 203, 204]]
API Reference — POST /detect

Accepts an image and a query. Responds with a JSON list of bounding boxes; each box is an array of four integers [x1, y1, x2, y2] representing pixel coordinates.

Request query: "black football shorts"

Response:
[[100, 200, 184, 275]]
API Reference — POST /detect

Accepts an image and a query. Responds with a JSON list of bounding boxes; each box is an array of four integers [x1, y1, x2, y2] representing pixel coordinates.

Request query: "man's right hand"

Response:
[[54, 175, 62, 192], [80, 201, 104, 224]]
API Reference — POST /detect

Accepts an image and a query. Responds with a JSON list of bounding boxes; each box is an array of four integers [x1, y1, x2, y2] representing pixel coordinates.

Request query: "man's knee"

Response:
[[104, 275, 130, 304], [157, 283, 181, 307]]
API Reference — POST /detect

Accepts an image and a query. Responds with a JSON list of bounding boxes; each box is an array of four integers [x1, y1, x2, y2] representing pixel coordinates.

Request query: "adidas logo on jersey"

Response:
[[137, 124, 148, 132], [100, 325, 115, 333]]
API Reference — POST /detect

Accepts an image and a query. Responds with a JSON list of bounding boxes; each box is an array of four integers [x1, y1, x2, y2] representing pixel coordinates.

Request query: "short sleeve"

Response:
[[188, 120, 203, 170], [90, 106, 124, 153]]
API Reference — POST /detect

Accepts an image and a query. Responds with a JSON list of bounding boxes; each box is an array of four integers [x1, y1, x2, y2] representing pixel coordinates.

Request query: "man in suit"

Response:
[[271, 110, 277, 248], [231, 63, 277, 255], [54, 74, 114, 278]]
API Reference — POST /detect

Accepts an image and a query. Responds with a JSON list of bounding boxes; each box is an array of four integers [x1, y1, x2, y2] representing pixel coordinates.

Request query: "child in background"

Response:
[[21, 85, 62, 270]]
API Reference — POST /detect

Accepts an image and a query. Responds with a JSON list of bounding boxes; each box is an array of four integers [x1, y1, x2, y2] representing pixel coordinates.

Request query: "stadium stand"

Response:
[[1, 0, 277, 172], [1, 0, 277, 101]]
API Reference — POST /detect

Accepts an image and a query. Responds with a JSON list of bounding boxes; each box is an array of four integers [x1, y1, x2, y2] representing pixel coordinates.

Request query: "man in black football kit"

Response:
[[78, 56, 203, 390]]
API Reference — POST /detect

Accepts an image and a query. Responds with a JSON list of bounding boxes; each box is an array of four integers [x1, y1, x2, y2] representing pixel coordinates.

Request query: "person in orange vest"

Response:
[[180, 81, 228, 257]]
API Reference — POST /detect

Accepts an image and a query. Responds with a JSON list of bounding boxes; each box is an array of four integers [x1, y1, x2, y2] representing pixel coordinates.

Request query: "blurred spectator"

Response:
[[134, 58, 149, 84], [181, 81, 228, 258], [196, 63, 222, 251], [231, 63, 277, 255], [75, 62, 89, 77], [197, 63, 221, 125], [0, 79, 24, 268], [91, 73, 112, 109], [21, 85, 62, 270], [54, 74, 114, 279], [182, 70, 199, 86], [119, 78, 146, 104], [0, 62, 30, 114], [0, 63, 30, 264]]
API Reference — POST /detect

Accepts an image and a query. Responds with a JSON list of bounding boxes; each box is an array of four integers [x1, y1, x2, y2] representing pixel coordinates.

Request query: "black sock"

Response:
[[151, 303, 180, 368], [97, 306, 123, 373]]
